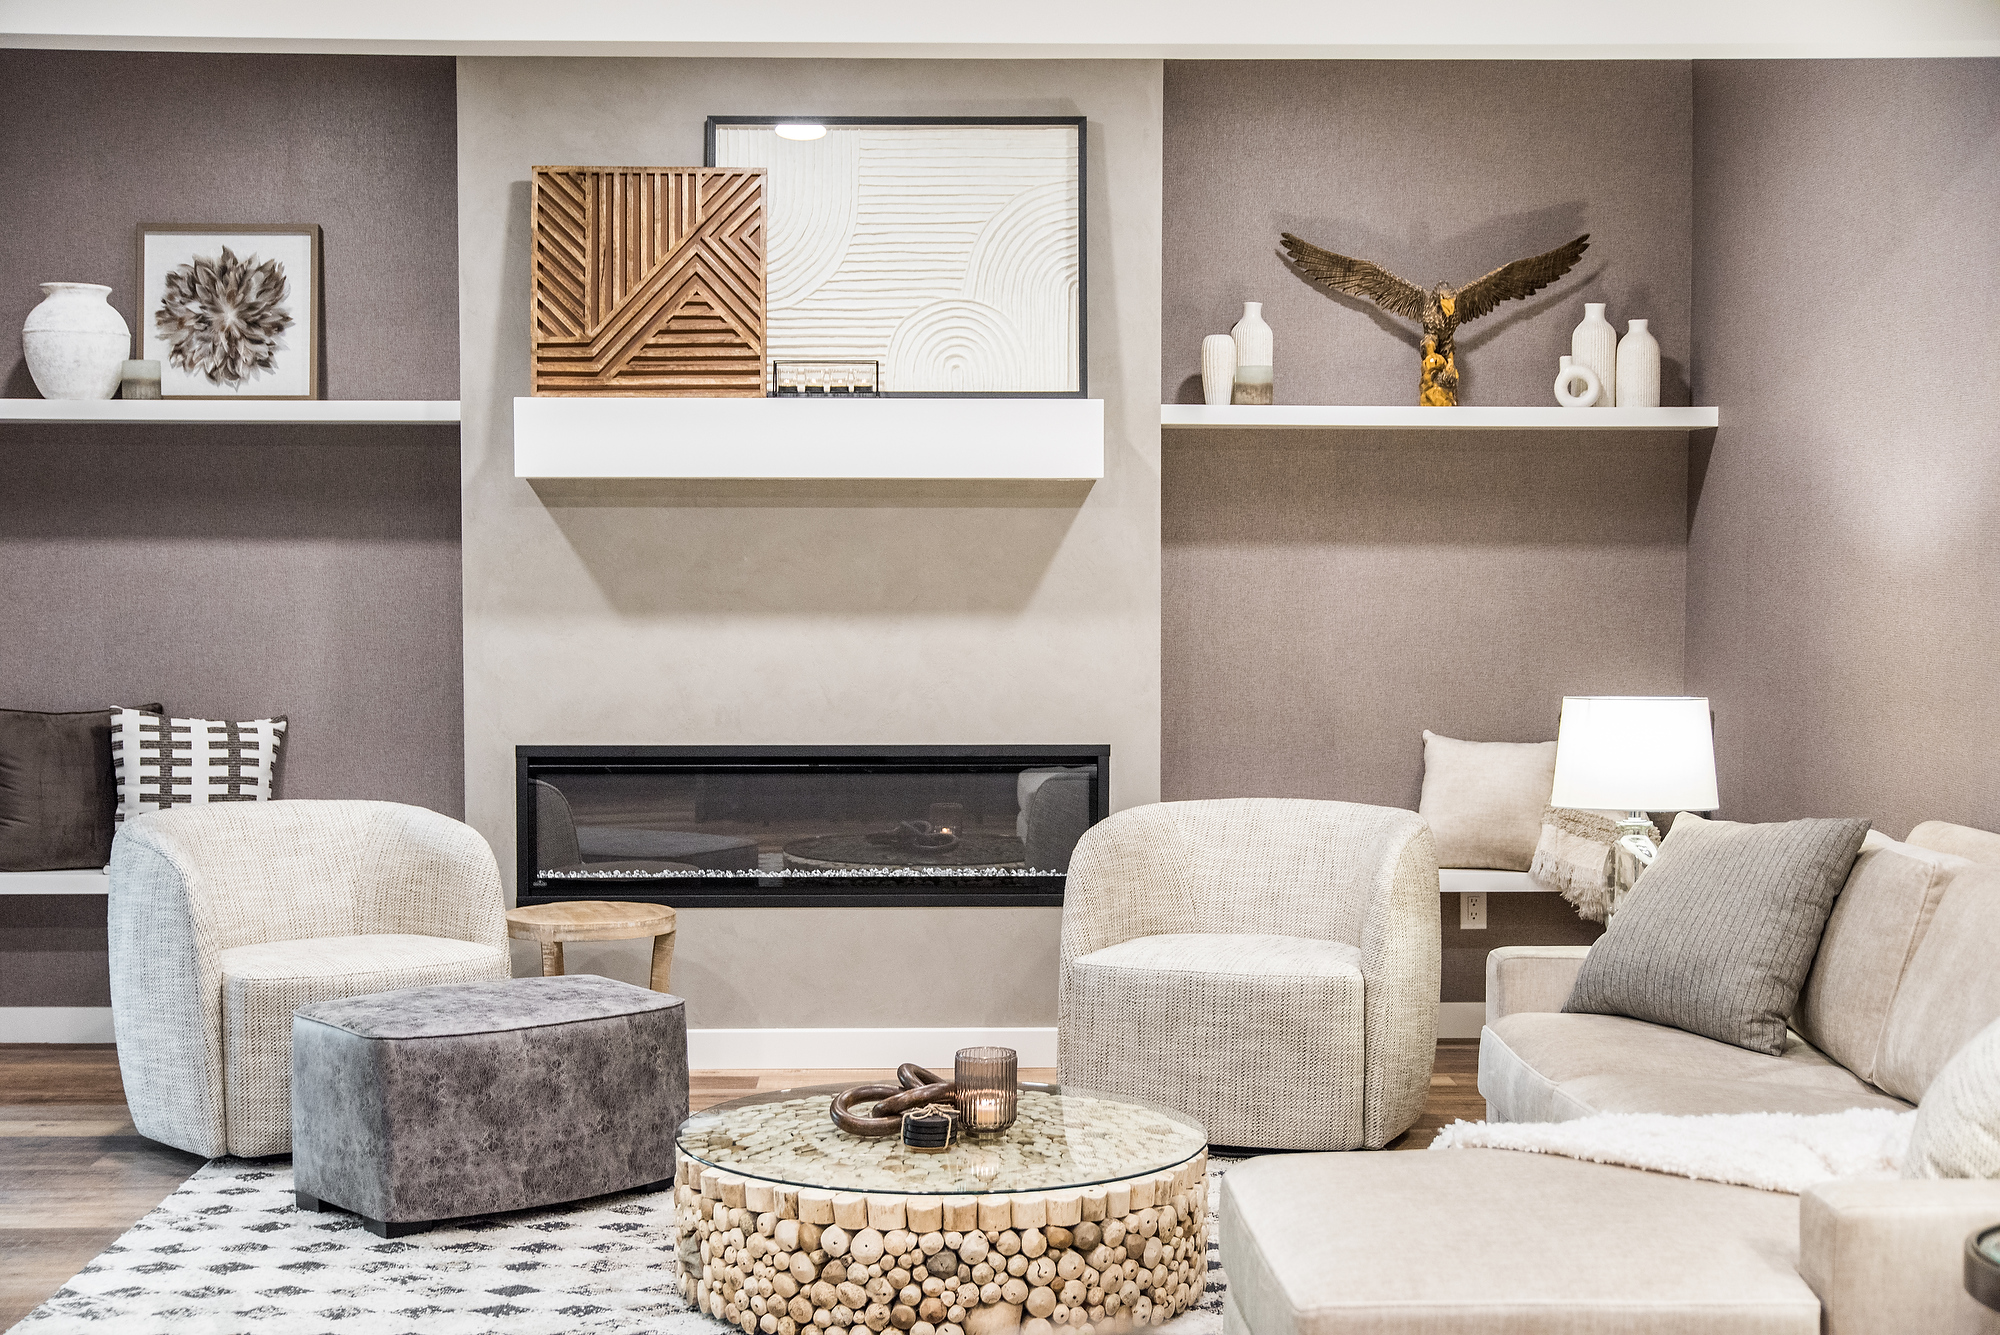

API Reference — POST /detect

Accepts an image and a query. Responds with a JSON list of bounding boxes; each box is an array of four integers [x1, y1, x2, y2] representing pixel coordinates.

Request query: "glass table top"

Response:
[[677, 1084, 1205, 1195]]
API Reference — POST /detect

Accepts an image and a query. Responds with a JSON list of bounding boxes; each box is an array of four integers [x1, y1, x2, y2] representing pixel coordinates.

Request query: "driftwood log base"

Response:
[[674, 1152, 1210, 1335]]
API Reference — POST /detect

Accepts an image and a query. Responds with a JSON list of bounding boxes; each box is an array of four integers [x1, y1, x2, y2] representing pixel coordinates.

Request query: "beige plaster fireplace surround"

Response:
[[456, 58, 1162, 1065]]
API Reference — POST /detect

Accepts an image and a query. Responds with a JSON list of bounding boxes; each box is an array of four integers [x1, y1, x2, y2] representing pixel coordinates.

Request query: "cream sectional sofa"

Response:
[[1220, 820, 2000, 1335]]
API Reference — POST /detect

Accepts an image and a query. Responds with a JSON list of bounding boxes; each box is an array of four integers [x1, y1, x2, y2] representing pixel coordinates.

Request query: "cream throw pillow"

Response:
[[1904, 1014, 2000, 1179], [1417, 731, 1556, 871]]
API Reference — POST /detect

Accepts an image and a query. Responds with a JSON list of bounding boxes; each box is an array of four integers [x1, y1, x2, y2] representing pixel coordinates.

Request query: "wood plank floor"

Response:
[[0, 1041, 1483, 1328]]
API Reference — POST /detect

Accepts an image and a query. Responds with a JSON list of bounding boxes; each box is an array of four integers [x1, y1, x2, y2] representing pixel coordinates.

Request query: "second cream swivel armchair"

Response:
[[1058, 798, 1440, 1150]]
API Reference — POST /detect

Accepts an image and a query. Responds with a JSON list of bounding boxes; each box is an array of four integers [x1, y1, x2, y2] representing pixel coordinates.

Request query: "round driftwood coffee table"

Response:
[[505, 900, 677, 992], [674, 1085, 1208, 1335]]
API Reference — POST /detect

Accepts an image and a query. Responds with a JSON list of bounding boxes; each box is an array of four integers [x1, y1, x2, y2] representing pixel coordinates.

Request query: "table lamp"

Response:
[[1550, 696, 1719, 904]]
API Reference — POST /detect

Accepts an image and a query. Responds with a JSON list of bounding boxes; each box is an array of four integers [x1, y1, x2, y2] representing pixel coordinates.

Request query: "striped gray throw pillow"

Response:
[[1564, 813, 1870, 1055]]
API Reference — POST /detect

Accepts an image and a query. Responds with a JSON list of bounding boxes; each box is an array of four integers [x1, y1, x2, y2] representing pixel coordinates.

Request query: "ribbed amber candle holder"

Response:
[[954, 1046, 1018, 1134]]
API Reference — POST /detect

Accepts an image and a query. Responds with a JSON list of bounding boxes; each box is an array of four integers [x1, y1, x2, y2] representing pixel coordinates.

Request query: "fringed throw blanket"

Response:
[[1528, 806, 1649, 922], [1431, 1108, 1914, 1194]]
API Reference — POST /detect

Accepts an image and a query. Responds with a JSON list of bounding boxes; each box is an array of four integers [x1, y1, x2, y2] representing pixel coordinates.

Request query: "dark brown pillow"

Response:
[[0, 705, 163, 871]]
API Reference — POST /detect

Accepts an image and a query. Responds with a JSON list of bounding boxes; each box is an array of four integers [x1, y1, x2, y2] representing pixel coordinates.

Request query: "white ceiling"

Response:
[[5, 0, 1998, 58]]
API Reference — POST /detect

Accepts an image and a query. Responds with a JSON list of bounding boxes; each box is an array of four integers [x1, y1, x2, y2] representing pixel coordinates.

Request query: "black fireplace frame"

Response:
[[515, 744, 1110, 909]]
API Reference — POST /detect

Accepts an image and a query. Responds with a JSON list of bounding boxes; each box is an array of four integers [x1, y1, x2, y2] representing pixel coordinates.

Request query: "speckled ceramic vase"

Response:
[[1616, 318, 1661, 407], [23, 283, 130, 400], [1570, 302, 1617, 410], [1230, 302, 1274, 406]]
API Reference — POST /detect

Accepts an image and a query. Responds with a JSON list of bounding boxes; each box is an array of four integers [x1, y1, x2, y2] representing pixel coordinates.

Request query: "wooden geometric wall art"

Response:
[[707, 119, 1084, 397], [530, 167, 766, 396]]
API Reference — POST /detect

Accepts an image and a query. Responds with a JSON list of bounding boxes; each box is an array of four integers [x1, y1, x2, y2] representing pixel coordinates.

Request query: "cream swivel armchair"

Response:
[[1058, 798, 1439, 1150], [107, 801, 511, 1158]]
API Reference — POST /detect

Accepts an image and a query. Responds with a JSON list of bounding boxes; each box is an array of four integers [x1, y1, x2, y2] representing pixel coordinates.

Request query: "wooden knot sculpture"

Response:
[[831, 1063, 955, 1137]]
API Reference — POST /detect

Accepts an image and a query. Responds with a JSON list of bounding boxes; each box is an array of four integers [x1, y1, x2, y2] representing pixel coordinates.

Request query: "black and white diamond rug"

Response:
[[8, 1159, 1233, 1335]]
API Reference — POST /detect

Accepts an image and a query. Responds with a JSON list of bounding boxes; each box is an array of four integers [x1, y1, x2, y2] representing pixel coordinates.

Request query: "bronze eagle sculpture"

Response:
[[1279, 232, 1591, 406]]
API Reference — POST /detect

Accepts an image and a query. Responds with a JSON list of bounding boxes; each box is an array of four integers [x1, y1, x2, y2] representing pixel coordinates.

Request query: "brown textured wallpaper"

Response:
[[1162, 61, 1693, 813], [1162, 61, 1692, 408], [0, 53, 463, 1011], [1163, 430, 1688, 808], [0, 51, 459, 401], [1686, 60, 2000, 839], [1160, 61, 1694, 994]]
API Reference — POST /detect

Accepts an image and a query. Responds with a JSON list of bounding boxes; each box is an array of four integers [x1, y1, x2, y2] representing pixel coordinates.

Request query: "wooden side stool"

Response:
[[505, 901, 678, 992]]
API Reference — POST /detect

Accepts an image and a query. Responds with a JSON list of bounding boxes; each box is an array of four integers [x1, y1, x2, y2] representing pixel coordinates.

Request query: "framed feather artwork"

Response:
[[136, 224, 320, 399], [706, 117, 1085, 397]]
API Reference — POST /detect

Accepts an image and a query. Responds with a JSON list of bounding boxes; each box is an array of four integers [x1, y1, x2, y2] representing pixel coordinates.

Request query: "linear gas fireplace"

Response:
[[515, 745, 1108, 908]]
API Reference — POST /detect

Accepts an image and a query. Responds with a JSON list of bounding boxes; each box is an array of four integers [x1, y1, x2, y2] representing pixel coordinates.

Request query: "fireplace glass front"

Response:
[[516, 746, 1107, 907]]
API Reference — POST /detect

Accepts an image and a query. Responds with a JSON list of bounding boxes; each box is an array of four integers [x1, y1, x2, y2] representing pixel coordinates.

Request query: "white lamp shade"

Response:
[[1549, 696, 1719, 812]]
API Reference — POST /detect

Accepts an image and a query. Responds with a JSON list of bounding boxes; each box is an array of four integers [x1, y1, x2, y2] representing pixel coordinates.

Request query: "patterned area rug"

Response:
[[8, 1159, 1234, 1335]]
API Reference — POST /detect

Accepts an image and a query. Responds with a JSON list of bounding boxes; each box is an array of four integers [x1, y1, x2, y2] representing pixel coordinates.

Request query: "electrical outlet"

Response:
[[1460, 892, 1487, 930]]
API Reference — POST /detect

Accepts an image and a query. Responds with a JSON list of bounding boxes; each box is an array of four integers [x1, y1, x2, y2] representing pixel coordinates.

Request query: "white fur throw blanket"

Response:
[[1431, 1109, 1914, 1194]]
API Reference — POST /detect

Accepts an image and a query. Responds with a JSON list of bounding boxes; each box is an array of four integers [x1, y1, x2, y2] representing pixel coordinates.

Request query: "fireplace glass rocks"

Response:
[[517, 746, 1106, 908]]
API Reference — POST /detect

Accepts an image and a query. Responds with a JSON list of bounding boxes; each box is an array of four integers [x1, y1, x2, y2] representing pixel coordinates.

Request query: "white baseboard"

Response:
[[0, 1006, 115, 1043], [1435, 1002, 1487, 1041], [0, 1009, 1487, 1059], [689, 1009, 1487, 1068], [690, 1027, 1059, 1071]]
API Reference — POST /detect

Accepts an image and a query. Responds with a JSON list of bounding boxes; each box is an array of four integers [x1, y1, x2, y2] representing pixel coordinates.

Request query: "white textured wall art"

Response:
[[713, 123, 1081, 394]]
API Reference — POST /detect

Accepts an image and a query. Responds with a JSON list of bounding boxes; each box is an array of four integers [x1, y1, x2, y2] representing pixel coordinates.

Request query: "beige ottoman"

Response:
[[1221, 1149, 1819, 1335]]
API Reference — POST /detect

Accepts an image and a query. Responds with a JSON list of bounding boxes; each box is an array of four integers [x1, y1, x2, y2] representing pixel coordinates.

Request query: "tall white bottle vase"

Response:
[[1571, 303, 1617, 410], [1615, 319, 1661, 408], [1200, 335, 1238, 406], [1230, 301, 1274, 406], [22, 282, 130, 401]]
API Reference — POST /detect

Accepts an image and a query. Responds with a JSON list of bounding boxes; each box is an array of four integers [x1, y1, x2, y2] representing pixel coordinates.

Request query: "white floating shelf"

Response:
[[1161, 405, 1718, 431], [515, 397, 1104, 480], [1439, 869, 1547, 895], [0, 399, 460, 424], [0, 868, 109, 895]]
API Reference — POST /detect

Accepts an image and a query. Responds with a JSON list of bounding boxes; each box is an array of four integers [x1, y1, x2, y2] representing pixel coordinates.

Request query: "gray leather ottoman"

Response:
[[290, 974, 687, 1237]]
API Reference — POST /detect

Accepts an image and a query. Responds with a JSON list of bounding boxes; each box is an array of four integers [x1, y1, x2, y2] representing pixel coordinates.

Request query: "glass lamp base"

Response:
[[1607, 813, 1660, 915]]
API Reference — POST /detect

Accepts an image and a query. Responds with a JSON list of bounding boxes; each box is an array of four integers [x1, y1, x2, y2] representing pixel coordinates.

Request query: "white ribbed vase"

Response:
[[23, 283, 130, 401], [1201, 334, 1238, 406], [1616, 318, 1661, 408], [1570, 303, 1617, 410], [1230, 301, 1273, 406]]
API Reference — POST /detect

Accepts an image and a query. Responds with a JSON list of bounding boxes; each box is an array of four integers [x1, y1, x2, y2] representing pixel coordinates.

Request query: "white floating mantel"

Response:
[[1161, 404, 1718, 431], [513, 397, 1104, 480], [0, 399, 460, 424]]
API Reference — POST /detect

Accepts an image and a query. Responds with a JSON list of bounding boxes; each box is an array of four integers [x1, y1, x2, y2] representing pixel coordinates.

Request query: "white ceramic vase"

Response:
[[1570, 302, 1617, 410], [1200, 334, 1238, 406], [1554, 354, 1601, 408], [23, 283, 130, 401], [1615, 318, 1661, 408], [1230, 301, 1273, 406]]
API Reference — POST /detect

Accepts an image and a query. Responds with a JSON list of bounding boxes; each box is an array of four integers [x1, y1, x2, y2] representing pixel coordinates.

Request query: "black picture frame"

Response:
[[705, 116, 1088, 399]]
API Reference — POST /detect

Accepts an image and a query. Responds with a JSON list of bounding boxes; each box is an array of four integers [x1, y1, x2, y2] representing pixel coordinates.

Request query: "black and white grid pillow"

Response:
[[111, 710, 287, 823]]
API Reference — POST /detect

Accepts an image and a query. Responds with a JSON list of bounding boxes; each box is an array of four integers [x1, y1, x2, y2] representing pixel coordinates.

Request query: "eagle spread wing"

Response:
[[1451, 234, 1590, 323], [1280, 233, 1426, 321]]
